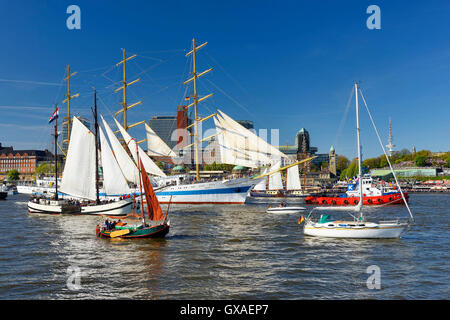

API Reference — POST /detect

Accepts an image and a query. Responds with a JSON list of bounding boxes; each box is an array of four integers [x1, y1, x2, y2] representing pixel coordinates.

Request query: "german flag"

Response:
[[298, 216, 304, 224]]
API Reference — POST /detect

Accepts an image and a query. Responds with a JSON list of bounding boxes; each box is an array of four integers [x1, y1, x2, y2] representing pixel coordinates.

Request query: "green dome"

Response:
[[232, 165, 245, 171], [172, 165, 185, 171]]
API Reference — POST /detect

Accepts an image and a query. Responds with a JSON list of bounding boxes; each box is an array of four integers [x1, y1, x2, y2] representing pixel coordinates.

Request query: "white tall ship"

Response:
[[101, 39, 289, 205], [302, 83, 414, 239]]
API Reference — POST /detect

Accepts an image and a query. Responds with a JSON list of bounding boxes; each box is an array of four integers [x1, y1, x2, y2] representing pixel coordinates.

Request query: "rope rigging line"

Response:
[[358, 86, 414, 222]]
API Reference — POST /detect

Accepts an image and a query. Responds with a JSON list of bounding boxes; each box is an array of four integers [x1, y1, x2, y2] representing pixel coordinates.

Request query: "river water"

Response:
[[0, 193, 448, 299]]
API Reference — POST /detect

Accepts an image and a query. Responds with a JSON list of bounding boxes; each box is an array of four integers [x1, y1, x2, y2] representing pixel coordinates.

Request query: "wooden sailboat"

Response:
[[301, 83, 414, 239], [28, 91, 133, 215], [97, 145, 170, 239]]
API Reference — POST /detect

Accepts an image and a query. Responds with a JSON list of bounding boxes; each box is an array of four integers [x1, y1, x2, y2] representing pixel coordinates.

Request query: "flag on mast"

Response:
[[49, 106, 59, 123]]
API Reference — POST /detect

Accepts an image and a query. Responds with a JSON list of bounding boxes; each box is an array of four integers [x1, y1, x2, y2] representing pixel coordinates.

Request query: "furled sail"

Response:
[[286, 165, 301, 190], [59, 117, 97, 200], [114, 118, 166, 178], [268, 161, 283, 190], [99, 126, 131, 196], [145, 123, 177, 157], [101, 115, 140, 185]]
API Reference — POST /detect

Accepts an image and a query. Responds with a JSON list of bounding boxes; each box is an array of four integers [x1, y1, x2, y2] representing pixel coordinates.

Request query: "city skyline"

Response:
[[0, 1, 449, 160]]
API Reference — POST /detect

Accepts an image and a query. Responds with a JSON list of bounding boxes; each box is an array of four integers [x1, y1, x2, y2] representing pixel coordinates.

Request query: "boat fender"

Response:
[[322, 200, 327, 205], [367, 199, 372, 204], [344, 200, 349, 205], [331, 200, 337, 205], [389, 197, 393, 202], [353, 200, 359, 205], [378, 199, 383, 204]]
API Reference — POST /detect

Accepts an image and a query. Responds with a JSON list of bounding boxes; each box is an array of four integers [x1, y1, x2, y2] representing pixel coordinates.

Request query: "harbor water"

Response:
[[0, 193, 448, 299]]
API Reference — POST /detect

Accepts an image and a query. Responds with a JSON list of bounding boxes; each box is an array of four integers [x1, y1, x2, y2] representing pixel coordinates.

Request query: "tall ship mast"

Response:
[[62, 65, 79, 155], [114, 49, 143, 132], [184, 39, 214, 181]]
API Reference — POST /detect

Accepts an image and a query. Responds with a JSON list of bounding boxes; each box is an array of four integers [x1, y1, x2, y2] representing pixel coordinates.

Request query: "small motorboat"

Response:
[[266, 203, 306, 214]]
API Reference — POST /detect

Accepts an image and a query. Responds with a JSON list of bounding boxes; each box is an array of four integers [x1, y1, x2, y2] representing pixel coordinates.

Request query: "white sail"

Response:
[[213, 115, 258, 168], [217, 109, 288, 164], [101, 115, 140, 185], [145, 123, 177, 157], [99, 127, 131, 196], [268, 161, 283, 190], [286, 165, 301, 190], [59, 117, 97, 200], [114, 118, 167, 178], [253, 168, 268, 191]]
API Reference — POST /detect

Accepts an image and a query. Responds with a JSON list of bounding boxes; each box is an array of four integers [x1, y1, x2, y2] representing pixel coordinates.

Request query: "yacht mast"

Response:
[[92, 89, 100, 205], [53, 105, 59, 201], [355, 82, 364, 218]]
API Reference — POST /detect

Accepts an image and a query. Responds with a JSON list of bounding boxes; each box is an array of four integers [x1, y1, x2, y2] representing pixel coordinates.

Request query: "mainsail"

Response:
[[99, 126, 131, 195], [114, 118, 166, 178], [253, 168, 268, 191], [268, 161, 283, 190], [286, 165, 301, 190], [145, 123, 177, 157], [60, 117, 97, 200], [101, 115, 140, 185], [139, 158, 165, 221]]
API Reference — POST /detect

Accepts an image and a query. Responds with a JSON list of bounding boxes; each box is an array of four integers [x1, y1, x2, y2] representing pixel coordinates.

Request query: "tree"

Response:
[[336, 155, 350, 173], [8, 169, 20, 181], [444, 157, 450, 168], [414, 155, 427, 167]]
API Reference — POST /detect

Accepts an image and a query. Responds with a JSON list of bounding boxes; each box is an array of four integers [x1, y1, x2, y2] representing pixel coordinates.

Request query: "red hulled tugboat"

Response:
[[305, 174, 408, 206]]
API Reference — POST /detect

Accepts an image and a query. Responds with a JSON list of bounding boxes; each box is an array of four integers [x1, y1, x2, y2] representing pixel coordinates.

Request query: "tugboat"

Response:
[[305, 174, 408, 206]]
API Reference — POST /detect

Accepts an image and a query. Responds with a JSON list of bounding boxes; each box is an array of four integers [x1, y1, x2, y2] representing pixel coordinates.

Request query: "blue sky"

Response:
[[0, 0, 449, 160]]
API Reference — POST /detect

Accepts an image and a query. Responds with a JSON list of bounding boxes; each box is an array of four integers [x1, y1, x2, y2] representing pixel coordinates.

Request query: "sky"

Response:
[[0, 0, 449, 160]]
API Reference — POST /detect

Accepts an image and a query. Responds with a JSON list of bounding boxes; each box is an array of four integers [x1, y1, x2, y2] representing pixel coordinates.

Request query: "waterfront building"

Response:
[[0, 144, 55, 175]]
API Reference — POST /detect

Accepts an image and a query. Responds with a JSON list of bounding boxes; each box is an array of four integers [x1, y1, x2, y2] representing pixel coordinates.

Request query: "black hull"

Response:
[[0, 192, 7, 200]]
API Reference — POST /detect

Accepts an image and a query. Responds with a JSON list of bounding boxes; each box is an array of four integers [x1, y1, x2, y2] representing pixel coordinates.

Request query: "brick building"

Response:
[[0, 143, 55, 174]]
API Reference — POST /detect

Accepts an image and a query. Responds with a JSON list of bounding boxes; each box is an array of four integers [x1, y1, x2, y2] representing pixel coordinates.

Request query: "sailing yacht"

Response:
[[28, 93, 133, 216], [302, 83, 414, 239]]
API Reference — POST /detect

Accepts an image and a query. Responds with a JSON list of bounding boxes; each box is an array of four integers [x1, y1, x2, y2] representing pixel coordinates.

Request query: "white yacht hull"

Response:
[[303, 221, 408, 239], [81, 199, 132, 216], [266, 206, 306, 214], [155, 177, 257, 204], [28, 199, 132, 216]]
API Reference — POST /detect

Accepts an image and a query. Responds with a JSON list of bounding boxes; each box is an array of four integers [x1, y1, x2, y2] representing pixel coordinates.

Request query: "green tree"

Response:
[[8, 169, 20, 181], [336, 155, 350, 173], [444, 157, 450, 168], [414, 155, 427, 167]]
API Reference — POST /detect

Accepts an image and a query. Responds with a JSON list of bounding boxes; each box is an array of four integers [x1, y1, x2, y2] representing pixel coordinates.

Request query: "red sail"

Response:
[[139, 158, 164, 221]]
